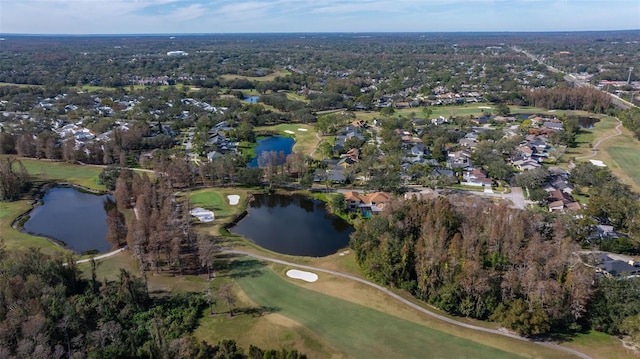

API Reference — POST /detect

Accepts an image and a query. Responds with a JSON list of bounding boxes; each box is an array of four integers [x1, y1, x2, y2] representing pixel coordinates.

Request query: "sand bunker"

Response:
[[190, 207, 214, 222], [478, 106, 492, 109], [284, 130, 295, 134], [297, 128, 308, 132], [286, 269, 318, 283], [590, 160, 607, 167], [227, 194, 240, 205]]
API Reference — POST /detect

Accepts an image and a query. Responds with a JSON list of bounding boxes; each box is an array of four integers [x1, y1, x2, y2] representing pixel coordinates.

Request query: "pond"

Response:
[[23, 186, 114, 254], [231, 194, 354, 257], [247, 136, 295, 168], [243, 95, 260, 103], [578, 116, 600, 129]]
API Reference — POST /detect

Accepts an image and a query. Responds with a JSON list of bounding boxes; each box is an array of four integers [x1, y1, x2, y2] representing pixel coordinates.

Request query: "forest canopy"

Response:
[[350, 196, 594, 336]]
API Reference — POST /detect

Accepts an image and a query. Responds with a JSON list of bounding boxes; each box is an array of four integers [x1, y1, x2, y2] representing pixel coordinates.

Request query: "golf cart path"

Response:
[[75, 246, 128, 264], [225, 249, 592, 359], [575, 117, 623, 160]]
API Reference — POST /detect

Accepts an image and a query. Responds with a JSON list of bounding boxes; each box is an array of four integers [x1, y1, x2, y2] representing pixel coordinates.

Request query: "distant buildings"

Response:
[[167, 51, 188, 56]]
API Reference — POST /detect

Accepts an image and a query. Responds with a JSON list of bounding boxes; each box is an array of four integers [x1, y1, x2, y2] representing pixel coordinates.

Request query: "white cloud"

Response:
[[0, 0, 637, 33]]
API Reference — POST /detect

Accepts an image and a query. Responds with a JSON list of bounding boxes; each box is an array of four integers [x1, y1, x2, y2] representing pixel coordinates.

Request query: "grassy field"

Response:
[[607, 146, 640, 188], [187, 187, 252, 240], [569, 116, 620, 158], [17, 158, 105, 191], [566, 116, 640, 193], [0, 199, 66, 255], [75, 83, 190, 93], [198, 258, 527, 359], [220, 70, 291, 83], [351, 104, 606, 123], [563, 330, 637, 359], [351, 103, 546, 122], [0, 82, 42, 88], [189, 188, 249, 220], [256, 124, 319, 156], [285, 92, 310, 103], [0, 158, 106, 253]]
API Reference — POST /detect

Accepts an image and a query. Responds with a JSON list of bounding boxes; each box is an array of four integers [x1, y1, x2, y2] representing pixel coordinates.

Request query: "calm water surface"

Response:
[[247, 136, 295, 168], [243, 95, 260, 103], [23, 186, 113, 254], [231, 194, 354, 257]]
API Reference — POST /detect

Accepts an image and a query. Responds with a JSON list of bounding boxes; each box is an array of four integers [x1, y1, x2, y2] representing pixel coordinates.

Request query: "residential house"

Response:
[[547, 189, 580, 212], [431, 116, 448, 126], [334, 126, 365, 152], [314, 159, 348, 184], [207, 151, 223, 162], [543, 121, 563, 131], [458, 138, 478, 149], [344, 191, 392, 215], [513, 158, 541, 171], [431, 168, 458, 184], [462, 168, 493, 187], [598, 255, 640, 277], [446, 150, 473, 169]]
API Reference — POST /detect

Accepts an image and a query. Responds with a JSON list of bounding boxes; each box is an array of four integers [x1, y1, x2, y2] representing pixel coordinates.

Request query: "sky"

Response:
[[1, 0, 639, 34]]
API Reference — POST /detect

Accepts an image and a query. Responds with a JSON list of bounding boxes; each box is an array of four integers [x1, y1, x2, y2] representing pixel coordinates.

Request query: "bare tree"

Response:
[[219, 284, 236, 317]]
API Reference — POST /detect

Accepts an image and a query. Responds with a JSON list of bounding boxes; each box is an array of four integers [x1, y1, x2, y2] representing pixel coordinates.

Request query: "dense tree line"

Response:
[[619, 108, 640, 139], [524, 87, 612, 113], [0, 248, 305, 359], [350, 196, 593, 336], [0, 157, 30, 201], [570, 163, 640, 241], [114, 170, 201, 274]]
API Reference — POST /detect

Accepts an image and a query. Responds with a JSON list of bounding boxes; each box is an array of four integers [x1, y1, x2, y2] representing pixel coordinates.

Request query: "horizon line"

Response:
[[2, 29, 640, 37]]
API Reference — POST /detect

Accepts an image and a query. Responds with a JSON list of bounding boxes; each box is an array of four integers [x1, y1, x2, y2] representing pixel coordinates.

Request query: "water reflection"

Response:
[[231, 194, 354, 257], [23, 186, 113, 254]]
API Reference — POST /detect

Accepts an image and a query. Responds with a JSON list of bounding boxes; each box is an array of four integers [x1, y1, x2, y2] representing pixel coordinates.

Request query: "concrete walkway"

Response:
[[575, 117, 623, 160], [224, 249, 592, 359], [74, 246, 128, 264]]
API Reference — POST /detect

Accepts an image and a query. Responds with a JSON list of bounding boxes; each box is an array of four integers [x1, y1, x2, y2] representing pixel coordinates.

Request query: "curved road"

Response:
[[224, 249, 592, 359], [575, 117, 623, 160]]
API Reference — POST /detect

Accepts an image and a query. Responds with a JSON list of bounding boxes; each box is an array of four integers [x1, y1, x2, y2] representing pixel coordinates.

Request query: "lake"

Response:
[[247, 136, 295, 168], [243, 95, 260, 103], [23, 186, 114, 254], [231, 194, 354, 257]]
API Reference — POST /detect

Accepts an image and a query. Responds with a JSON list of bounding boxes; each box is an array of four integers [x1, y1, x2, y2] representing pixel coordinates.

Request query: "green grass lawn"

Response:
[[285, 92, 310, 103], [353, 104, 550, 123], [564, 330, 637, 359], [256, 124, 318, 156], [0, 200, 66, 254], [0, 158, 105, 253], [565, 116, 640, 193], [189, 188, 249, 220], [222, 259, 523, 359], [608, 147, 640, 186], [220, 70, 291, 83], [0, 82, 42, 88], [75, 83, 190, 93], [17, 158, 105, 191]]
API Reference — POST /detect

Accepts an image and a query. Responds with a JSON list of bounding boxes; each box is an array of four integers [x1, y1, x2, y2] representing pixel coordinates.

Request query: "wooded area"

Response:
[[350, 196, 638, 337], [0, 248, 306, 358]]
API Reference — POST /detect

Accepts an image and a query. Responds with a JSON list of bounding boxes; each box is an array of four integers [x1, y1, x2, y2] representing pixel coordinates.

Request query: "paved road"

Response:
[[337, 187, 529, 210], [224, 249, 592, 359], [512, 47, 636, 110], [465, 186, 529, 209], [575, 117, 623, 160]]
